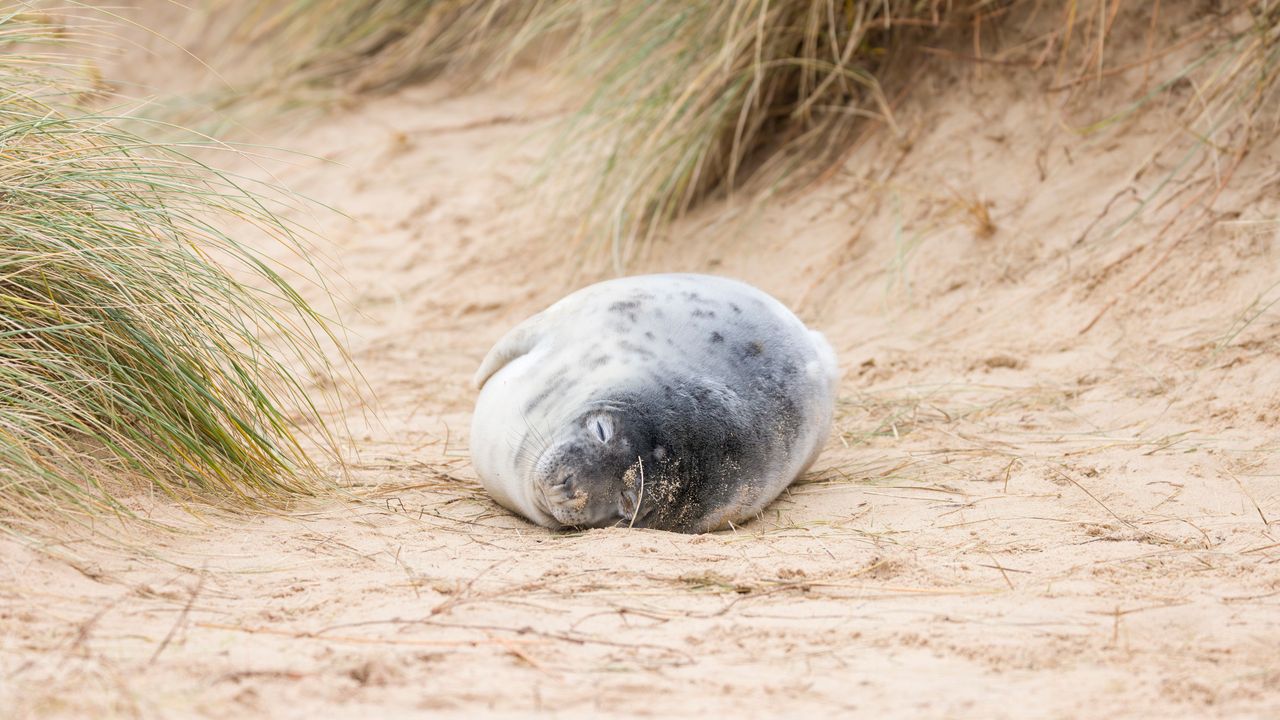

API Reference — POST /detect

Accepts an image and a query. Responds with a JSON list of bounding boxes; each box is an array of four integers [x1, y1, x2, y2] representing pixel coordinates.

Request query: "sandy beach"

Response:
[[3, 4, 1279, 717]]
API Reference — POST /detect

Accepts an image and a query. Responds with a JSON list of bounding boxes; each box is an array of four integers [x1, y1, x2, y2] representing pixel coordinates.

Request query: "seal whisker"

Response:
[[516, 411, 552, 463], [520, 410, 550, 448], [512, 431, 551, 476]]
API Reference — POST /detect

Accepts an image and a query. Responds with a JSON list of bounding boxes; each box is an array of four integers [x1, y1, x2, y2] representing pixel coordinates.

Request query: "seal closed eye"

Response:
[[470, 273, 838, 533], [593, 417, 611, 443]]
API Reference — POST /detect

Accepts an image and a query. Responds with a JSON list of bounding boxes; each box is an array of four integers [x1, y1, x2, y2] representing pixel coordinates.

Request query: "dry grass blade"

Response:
[[1076, 3, 1279, 243]]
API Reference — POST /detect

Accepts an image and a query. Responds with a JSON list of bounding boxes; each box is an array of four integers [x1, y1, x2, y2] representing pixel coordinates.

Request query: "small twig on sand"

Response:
[[490, 635, 545, 669], [429, 560, 506, 617], [1050, 466, 1150, 539], [982, 554, 1017, 590], [149, 565, 206, 665], [70, 595, 126, 655], [1227, 470, 1271, 527], [197, 619, 693, 666], [196, 622, 539, 648]]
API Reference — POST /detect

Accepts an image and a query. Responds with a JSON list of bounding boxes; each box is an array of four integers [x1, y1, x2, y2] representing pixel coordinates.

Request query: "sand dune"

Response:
[[3, 4, 1279, 718]]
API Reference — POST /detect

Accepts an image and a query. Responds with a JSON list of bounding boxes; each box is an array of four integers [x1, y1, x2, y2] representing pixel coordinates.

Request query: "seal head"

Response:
[[527, 373, 769, 532], [530, 405, 660, 528]]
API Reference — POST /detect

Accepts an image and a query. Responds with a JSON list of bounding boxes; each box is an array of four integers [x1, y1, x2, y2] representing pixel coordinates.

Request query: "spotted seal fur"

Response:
[[470, 273, 838, 533]]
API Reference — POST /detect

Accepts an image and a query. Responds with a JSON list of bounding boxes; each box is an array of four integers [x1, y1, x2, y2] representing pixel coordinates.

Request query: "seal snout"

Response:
[[535, 471, 583, 515], [534, 468, 602, 527], [533, 463, 645, 529]]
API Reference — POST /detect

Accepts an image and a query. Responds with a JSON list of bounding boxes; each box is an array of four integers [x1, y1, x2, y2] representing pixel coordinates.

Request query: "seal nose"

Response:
[[538, 473, 575, 508]]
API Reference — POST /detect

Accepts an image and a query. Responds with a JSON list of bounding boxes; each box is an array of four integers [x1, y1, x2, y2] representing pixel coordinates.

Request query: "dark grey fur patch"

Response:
[[608, 300, 641, 323], [618, 339, 656, 359], [525, 374, 569, 414], [681, 291, 716, 306], [692, 309, 716, 319], [742, 341, 764, 358], [710, 331, 724, 344], [609, 300, 641, 313]]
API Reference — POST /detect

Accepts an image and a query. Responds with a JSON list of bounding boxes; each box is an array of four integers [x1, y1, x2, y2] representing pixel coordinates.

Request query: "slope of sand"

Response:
[[3, 6, 1279, 718]]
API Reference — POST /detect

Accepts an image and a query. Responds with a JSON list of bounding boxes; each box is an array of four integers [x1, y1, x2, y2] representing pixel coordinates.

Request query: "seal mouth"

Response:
[[532, 479, 554, 517], [616, 456, 651, 528], [615, 494, 657, 529]]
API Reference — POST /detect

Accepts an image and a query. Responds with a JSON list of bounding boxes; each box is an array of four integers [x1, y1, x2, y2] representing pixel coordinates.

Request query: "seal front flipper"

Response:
[[473, 311, 551, 389]]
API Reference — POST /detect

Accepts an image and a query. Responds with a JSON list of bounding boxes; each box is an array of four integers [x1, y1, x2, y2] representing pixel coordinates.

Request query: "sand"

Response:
[[3, 4, 1279, 718]]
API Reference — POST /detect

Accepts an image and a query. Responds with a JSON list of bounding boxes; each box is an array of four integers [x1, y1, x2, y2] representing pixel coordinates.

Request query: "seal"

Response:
[[470, 273, 838, 533]]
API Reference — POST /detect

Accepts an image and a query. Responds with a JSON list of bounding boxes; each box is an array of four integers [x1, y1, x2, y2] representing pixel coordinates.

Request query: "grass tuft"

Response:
[[0, 12, 342, 531], [214, 1, 963, 264], [217, 1, 542, 96], [211, 1, 1277, 267]]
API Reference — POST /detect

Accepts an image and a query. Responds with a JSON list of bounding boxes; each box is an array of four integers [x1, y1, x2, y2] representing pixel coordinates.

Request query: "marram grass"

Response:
[[0, 17, 341, 529], [219, 0, 950, 263], [528, 0, 934, 264], [218, 0, 1277, 265], [220, 0, 542, 96]]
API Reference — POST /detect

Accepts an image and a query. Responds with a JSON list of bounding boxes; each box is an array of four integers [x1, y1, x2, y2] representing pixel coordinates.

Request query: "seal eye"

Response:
[[589, 414, 614, 443]]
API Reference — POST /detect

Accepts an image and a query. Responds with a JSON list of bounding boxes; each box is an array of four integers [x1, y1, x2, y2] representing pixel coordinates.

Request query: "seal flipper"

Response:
[[473, 311, 550, 389]]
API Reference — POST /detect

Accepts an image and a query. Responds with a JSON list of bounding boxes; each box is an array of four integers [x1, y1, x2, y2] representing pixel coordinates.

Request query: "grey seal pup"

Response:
[[470, 273, 838, 533]]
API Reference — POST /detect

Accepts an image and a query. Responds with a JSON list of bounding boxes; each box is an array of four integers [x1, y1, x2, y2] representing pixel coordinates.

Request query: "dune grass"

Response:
[[215, 0, 1276, 265], [216, 1, 538, 97], [1078, 4, 1278, 202], [216, 0, 974, 263], [0, 14, 342, 531]]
